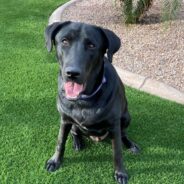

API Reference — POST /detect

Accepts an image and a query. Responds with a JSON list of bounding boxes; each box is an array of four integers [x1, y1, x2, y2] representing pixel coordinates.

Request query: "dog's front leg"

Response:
[[46, 121, 72, 172], [112, 120, 128, 184]]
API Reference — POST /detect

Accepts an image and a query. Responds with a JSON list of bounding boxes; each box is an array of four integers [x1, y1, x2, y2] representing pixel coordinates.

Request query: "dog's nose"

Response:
[[65, 67, 81, 79]]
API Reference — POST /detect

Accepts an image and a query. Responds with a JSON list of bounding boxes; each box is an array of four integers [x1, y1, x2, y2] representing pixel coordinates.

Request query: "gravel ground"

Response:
[[61, 0, 184, 92]]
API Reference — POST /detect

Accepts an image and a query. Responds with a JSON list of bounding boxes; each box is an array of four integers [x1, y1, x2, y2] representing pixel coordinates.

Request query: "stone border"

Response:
[[48, 0, 81, 25], [115, 67, 184, 104], [48, 0, 184, 105]]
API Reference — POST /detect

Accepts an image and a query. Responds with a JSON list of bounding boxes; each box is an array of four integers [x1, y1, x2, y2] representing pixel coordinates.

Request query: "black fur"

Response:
[[44, 21, 139, 184]]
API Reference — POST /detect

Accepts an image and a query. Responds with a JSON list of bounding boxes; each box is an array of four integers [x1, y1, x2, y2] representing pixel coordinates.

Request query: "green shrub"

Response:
[[118, 0, 182, 24]]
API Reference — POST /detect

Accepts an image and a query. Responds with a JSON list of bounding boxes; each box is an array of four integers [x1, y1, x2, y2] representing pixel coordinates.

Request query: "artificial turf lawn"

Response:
[[0, 0, 184, 183]]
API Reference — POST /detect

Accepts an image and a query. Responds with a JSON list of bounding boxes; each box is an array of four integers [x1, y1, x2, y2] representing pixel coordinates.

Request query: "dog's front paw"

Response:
[[114, 171, 128, 184], [45, 157, 61, 172]]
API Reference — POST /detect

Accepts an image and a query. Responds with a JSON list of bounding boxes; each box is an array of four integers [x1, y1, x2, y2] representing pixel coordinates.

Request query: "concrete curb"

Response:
[[115, 67, 184, 105], [48, 0, 184, 105], [48, 0, 81, 25]]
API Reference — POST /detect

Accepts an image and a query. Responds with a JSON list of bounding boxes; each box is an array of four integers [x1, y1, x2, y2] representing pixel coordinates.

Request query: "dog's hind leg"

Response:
[[121, 132, 140, 154], [120, 112, 140, 154], [71, 125, 85, 151]]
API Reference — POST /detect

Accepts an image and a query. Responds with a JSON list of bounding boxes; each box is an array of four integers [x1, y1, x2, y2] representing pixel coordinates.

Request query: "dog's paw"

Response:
[[129, 143, 140, 154], [45, 158, 61, 172], [114, 171, 128, 184]]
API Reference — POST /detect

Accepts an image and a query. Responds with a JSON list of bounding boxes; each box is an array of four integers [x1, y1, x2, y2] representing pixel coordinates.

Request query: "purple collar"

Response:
[[79, 75, 107, 100]]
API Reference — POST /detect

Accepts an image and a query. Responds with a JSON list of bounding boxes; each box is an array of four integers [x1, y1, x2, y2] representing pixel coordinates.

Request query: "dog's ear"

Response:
[[44, 21, 71, 52], [100, 28, 121, 63]]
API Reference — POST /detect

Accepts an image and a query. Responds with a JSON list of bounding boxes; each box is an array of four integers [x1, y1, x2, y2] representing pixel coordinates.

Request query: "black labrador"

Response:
[[44, 21, 139, 184]]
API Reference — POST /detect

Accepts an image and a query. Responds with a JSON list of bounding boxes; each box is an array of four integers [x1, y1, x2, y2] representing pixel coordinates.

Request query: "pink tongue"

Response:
[[64, 82, 84, 99]]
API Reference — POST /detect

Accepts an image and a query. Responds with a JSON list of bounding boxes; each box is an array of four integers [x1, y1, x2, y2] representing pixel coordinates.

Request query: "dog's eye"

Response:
[[87, 42, 96, 49], [61, 38, 70, 46]]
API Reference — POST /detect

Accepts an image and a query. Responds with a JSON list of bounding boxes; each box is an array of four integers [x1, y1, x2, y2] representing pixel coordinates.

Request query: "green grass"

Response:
[[0, 0, 184, 183]]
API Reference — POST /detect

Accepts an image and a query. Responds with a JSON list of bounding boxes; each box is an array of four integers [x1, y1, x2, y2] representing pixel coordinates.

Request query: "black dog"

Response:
[[44, 21, 139, 184]]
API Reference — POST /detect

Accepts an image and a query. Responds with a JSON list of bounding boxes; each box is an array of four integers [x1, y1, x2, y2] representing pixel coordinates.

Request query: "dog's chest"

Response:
[[73, 106, 105, 123], [59, 98, 108, 124], [58, 99, 110, 136], [72, 108, 110, 136]]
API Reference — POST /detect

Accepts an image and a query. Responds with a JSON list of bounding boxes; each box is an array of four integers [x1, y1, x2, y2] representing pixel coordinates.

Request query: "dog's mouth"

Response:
[[64, 81, 84, 100]]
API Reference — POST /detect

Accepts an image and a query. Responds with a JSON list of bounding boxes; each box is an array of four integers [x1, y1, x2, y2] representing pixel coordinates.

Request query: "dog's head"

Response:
[[45, 21, 121, 100]]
